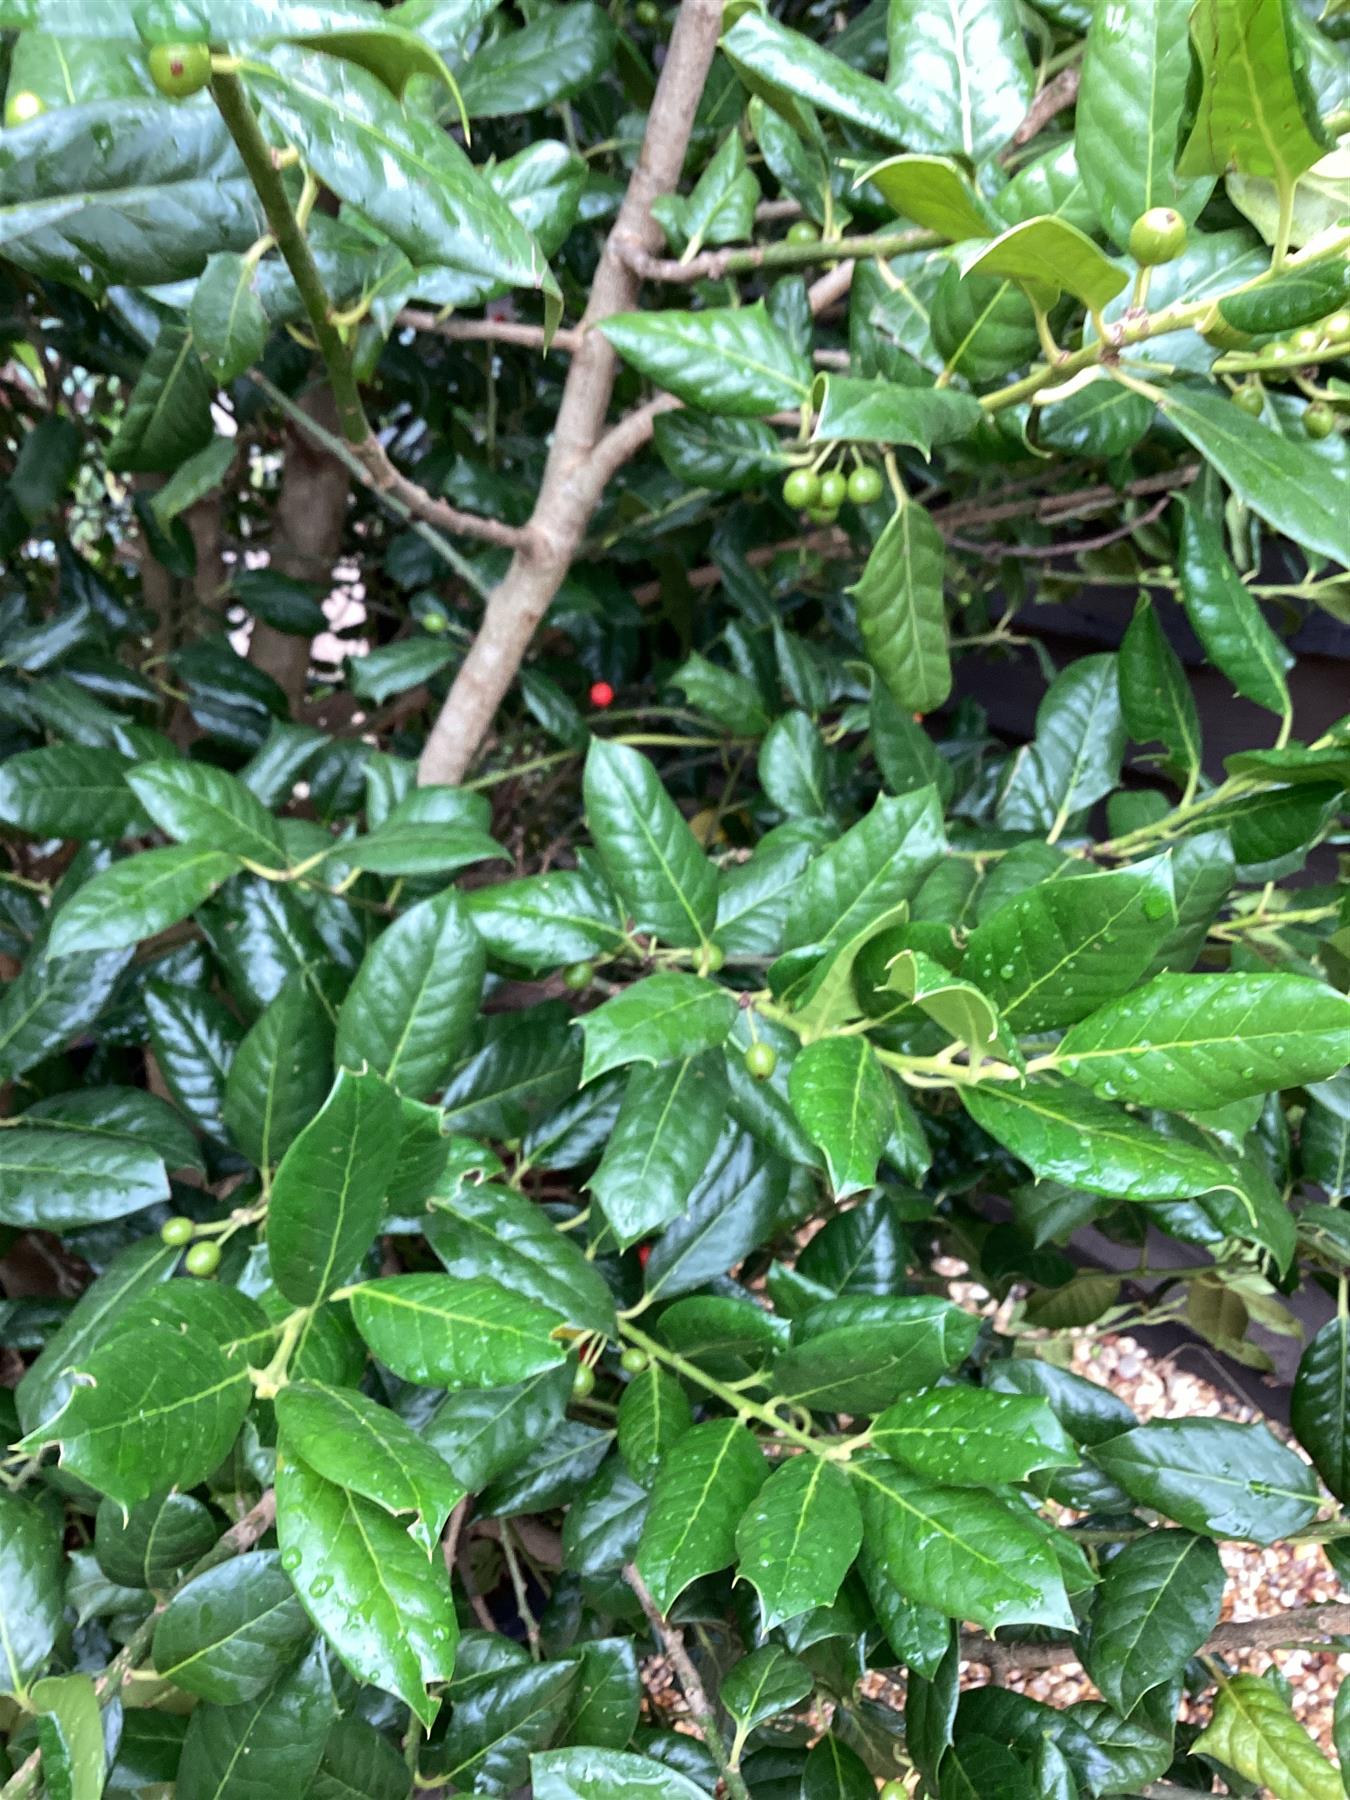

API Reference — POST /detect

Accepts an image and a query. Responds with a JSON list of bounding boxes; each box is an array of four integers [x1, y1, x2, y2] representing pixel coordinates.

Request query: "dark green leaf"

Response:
[[348, 1273, 568, 1387], [589, 1056, 729, 1248], [599, 302, 812, 418], [852, 500, 950, 717], [1292, 1317, 1350, 1502], [47, 846, 239, 956], [884, 0, 1032, 159], [735, 1456, 862, 1630], [425, 1180, 616, 1335], [0, 1129, 169, 1231], [1092, 1418, 1320, 1542], [152, 1551, 312, 1705], [1177, 503, 1293, 718], [871, 1388, 1078, 1486], [1120, 594, 1202, 785], [634, 1418, 766, 1611], [126, 759, 288, 867], [1082, 1529, 1224, 1715], [584, 739, 717, 948], [787, 1035, 894, 1199], [175, 1638, 335, 1800], [0, 1491, 63, 1695], [578, 972, 737, 1084], [224, 973, 336, 1170]]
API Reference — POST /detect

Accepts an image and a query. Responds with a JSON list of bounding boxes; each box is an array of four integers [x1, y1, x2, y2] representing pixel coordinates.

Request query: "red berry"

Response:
[[589, 680, 614, 709], [637, 1244, 651, 1268]]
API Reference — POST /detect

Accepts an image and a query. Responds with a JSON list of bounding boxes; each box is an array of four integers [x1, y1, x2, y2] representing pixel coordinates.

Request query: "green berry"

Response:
[[702, 942, 725, 974], [1232, 383, 1265, 416], [422, 612, 447, 635], [1304, 400, 1336, 440], [744, 1041, 778, 1080], [634, 0, 659, 23], [879, 1784, 907, 1800], [160, 1214, 195, 1247], [148, 41, 212, 97], [1128, 206, 1187, 267], [1322, 311, 1350, 341], [184, 1239, 221, 1278], [805, 506, 839, 526], [571, 1360, 596, 1399], [786, 220, 820, 246], [782, 468, 820, 510], [846, 465, 884, 505], [4, 90, 44, 126], [562, 961, 595, 991], [818, 470, 847, 510], [620, 1347, 649, 1375], [1292, 326, 1323, 357]]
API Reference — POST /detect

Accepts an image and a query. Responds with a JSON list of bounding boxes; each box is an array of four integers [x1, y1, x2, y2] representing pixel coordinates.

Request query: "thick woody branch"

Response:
[[960, 1600, 1350, 1676], [417, 0, 727, 787]]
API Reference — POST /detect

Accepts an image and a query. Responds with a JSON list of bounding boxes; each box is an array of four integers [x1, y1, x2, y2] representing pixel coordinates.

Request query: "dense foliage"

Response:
[[1, 0, 1350, 1794]]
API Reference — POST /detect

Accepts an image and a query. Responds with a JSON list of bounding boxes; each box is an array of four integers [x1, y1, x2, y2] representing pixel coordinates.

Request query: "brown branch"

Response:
[[960, 1600, 1350, 1676], [620, 225, 935, 286], [398, 310, 586, 355], [624, 1564, 752, 1800], [947, 489, 1174, 560], [352, 435, 530, 551], [1011, 64, 1082, 147], [416, 0, 728, 786]]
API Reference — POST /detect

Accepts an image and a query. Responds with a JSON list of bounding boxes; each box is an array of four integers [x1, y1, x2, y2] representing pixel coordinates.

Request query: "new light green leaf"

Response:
[[735, 1456, 862, 1630], [267, 1067, 403, 1307], [347, 1272, 567, 1388], [1177, 0, 1332, 184], [598, 302, 812, 418], [958, 216, 1128, 313], [30, 1674, 104, 1800], [883, 947, 1013, 1062], [860, 154, 1002, 240], [1056, 972, 1350, 1109], [1192, 1675, 1343, 1800], [275, 1455, 457, 1728], [851, 500, 950, 718], [634, 1418, 766, 1612]]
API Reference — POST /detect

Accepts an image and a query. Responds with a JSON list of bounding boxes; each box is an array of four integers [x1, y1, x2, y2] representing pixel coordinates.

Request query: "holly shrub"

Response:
[[1, 0, 1350, 1795]]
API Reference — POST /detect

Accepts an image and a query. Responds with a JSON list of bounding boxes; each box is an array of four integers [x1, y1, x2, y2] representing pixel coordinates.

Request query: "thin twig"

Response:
[[500, 1522, 543, 1660], [948, 489, 1173, 559], [619, 225, 936, 285], [624, 1564, 752, 1800], [1011, 65, 1081, 146], [959, 1600, 1350, 1674]]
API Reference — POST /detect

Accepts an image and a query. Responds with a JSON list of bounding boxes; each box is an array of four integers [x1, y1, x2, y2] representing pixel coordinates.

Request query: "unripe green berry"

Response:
[[5, 90, 45, 126], [160, 1214, 195, 1247], [782, 468, 820, 509], [562, 961, 595, 991], [634, 0, 659, 23], [786, 220, 820, 246], [847, 465, 884, 505], [620, 1347, 649, 1375], [1323, 311, 1350, 341], [1291, 326, 1323, 357], [1128, 206, 1186, 267], [818, 470, 847, 510], [422, 611, 447, 634], [702, 942, 725, 973], [879, 1783, 907, 1800], [1304, 400, 1336, 440], [571, 1360, 596, 1399], [744, 1041, 778, 1080], [148, 41, 211, 97], [1232, 383, 1265, 416], [805, 506, 839, 526], [184, 1239, 221, 1278]]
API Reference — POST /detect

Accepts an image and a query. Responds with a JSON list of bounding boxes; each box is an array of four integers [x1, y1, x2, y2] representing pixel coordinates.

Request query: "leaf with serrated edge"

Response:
[[735, 1456, 862, 1629], [1192, 1674, 1342, 1800]]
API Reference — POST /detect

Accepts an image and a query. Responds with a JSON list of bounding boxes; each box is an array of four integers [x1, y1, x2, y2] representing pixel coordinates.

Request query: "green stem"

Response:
[[209, 71, 368, 445]]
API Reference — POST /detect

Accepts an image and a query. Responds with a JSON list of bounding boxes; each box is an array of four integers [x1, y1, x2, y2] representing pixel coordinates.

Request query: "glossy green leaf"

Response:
[[1219, 256, 1350, 334], [735, 1455, 862, 1630], [652, 410, 787, 494], [598, 302, 812, 419], [31, 1673, 104, 1800], [996, 653, 1125, 835], [758, 713, 829, 819], [721, 12, 912, 144], [1120, 594, 1202, 785], [19, 1321, 251, 1507], [267, 1067, 402, 1307], [94, 1492, 216, 1590], [584, 739, 718, 948], [885, 0, 1033, 160], [224, 974, 335, 1170], [1162, 386, 1350, 569], [1056, 971, 1350, 1109], [1082, 1529, 1224, 1715], [425, 1180, 616, 1335], [1191, 1674, 1342, 1800], [423, 1364, 571, 1493], [275, 1455, 455, 1728], [1076, 0, 1215, 244], [106, 319, 215, 473], [0, 1491, 62, 1696], [174, 1636, 336, 1800], [652, 129, 758, 260], [884, 948, 1013, 1061], [152, 1551, 312, 1705], [962, 854, 1176, 1032], [190, 249, 268, 382], [145, 983, 241, 1144], [126, 759, 287, 868], [0, 941, 130, 1085], [787, 1035, 894, 1199], [722, 1645, 811, 1745], [784, 787, 944, 955], [0, 743, 143, 839], [1177, 503, 1293, 717], [812, 376, 982, 453], [348, 1272, 567, 1387], [851, 500, 950, 718], [852, 1457, 1073, 1633], [457, 3, 614, 117], [276, 1381, 464, 1553], [618, 1365, 693, 1487], [587, 1056, 728, 1248], [247, 46, 558, 312], [432, 1659, 579, 1791], [335, 889, 486, 1097], [772, 1295, 979, 1414], [1302, 1075, 1350, 1198], [1177, 0, 1332, 184], [872, 1388, 1078, 1486], [47, 846, 239, 956], [1292, 1317, 1350, 1502], [532, 1747, 711, 1800], [578, 972, 737, 1084], [959, 215, 1127, 312], [308, 1716, 411, 1800], [1092, 1418, 1320, 1542], [860, 153, 1001, 239], [464, 870, 627, 974], [0, 1128, 169, 1232], [801, 1735, 875, 1800], [634, 1418, 766, 1611]]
